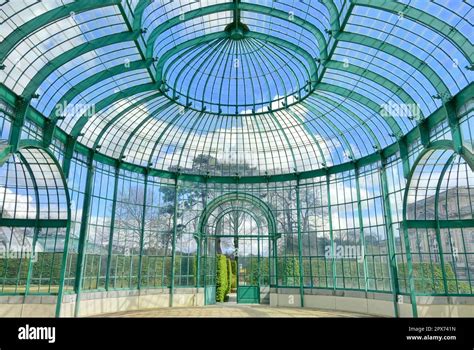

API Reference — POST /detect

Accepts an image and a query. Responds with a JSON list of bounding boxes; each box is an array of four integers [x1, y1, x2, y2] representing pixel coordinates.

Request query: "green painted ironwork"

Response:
[[399, 141, 474, 317], [105, 165, 120, 290], [433, 154, 457, 295], [237, 286, 259, 304], [154, 31, 319, 90], [0, 219, 67, 228], [380, 158, 401, 318], [137, 172, 148, 290], [145, 2, 328, 63], [354, 168, 369, 292], [9, 97, 31, 152], [295, 181, 305, 307], [0, 0, 121, 64], [0, 1, 472, 319], [22, 31, 141, 100], [74, 151, 95, 317], [336, 32, 450, 98], [316, 83, 403, 138], [352, 0, 473, 65], [169, 177, 179, 307], [325, 173, 337, 290], [198, 192, 278, 238], [404, 220, 474, 229], [20, 152, 40, 299], [445, 99, 464, 154]]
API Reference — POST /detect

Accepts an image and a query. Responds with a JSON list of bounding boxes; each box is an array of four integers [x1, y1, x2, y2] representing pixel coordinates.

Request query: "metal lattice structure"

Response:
[[0, 0, 473, 317]]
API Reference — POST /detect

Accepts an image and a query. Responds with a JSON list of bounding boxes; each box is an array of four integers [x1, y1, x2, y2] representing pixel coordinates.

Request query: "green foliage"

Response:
[[140, 255, 168, 287], [280, 257, 300, 286], [215, 254, 228, 302], [0, 252, 63, 287], [398, 262, 471, 294], [247, 257, 269, 285], [226, 258, 232, 294], [231, 260, 237, 289]]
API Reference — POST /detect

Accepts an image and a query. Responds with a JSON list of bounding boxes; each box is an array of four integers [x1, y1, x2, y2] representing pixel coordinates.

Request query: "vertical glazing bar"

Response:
[[402, 222, 418, 317], [55, 157, 73, 317], [380, 159, 401, 318], [196, 236, 201, 288], [55, 221, 71, 317], [137, 172, 148, 290], [434, 155, 456, 294], [169, 177, 179, 307], [326, 173, 336, 290], [22, 155, 40, 297], [355, 166, 369, 292], [295, 181, 304, 307], [9, 97, 30, 152], [62, 136, 76, 179], [105, 165, 120, 290], [272, 237, 278, 288], [257, 223, 261, 302], [74, 152, 95, 317], [445, 100, 463, 153]]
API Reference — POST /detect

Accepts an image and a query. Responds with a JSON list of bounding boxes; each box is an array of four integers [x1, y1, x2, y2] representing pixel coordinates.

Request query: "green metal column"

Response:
[[354, 166, 369, 292], [22, 156, 40, 298], [55, 188, 73, 317], [169, 177, 179, 307], [402, 223, 418, 318], [9, 97, 31, 152], [74, 151, 95, 317], [42, 117, 56, 148], [195, 236, 201, 288], [105, 164, 120, 290], [433, 155, 456, 294], [62, 136, 77, 179], [380, 158, 401, 318], [295, 180, 305, 307], [418, 121, 431, 149], [137, 171, 148, 290], [272, 236, 278, 288], [445, 99, 463, 153], [326, 173, 337, 290], [398, 138, 411, 179]]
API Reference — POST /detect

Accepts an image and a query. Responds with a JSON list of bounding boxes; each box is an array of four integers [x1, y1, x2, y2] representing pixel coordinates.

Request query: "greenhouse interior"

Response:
[[0, 0, 472, 318]]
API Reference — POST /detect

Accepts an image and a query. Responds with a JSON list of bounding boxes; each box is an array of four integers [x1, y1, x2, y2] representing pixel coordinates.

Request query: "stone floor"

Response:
[[101, 304, 369, 318]]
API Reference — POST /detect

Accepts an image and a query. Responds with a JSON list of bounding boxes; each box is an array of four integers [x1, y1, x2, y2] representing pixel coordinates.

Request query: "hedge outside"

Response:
[[226, 258, 232, 294], [216, 254, 228, 302]]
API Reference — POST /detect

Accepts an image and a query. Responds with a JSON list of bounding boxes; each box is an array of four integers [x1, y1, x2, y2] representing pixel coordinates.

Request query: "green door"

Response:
[[237, 250, 260, 304], [205, 285, 216, 305], [203, 238, 216, 305], [237, 285, 260, 304]]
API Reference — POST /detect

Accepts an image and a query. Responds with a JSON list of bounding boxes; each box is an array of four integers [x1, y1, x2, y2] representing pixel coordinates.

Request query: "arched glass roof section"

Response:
[[1, 0, 473, 178]]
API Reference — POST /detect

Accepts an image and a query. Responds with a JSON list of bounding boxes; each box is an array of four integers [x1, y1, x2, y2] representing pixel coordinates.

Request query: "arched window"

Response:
[[402, 146, 474, 296], [0, 147, 70, 298]]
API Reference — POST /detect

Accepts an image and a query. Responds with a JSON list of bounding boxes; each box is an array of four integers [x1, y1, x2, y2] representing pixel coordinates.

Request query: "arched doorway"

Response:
[[0, 145, 71, 317], [402, 142, 474, 317], [197, 193, 278, 305]]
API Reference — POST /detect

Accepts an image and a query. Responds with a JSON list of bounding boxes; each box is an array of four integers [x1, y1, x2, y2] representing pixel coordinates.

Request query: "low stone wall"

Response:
[[2, 288, 473, 317], [0, 295, 57, 317], [269, 288, 474, 317], [0, 288, 205, 317]]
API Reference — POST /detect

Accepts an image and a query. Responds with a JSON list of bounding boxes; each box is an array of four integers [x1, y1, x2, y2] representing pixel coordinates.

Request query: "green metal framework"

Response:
[[0, 0, 473, 318]]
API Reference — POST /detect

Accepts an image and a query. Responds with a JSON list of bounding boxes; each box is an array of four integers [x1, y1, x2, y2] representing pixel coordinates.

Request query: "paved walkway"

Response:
[[101, 304, 369, 318]]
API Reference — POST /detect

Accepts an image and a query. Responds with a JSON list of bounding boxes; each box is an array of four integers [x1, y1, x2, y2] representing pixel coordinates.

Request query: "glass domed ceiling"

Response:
[[159, 29, 316, 115], [1, 0, 473, 177], [156, 5, 318, 115]]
